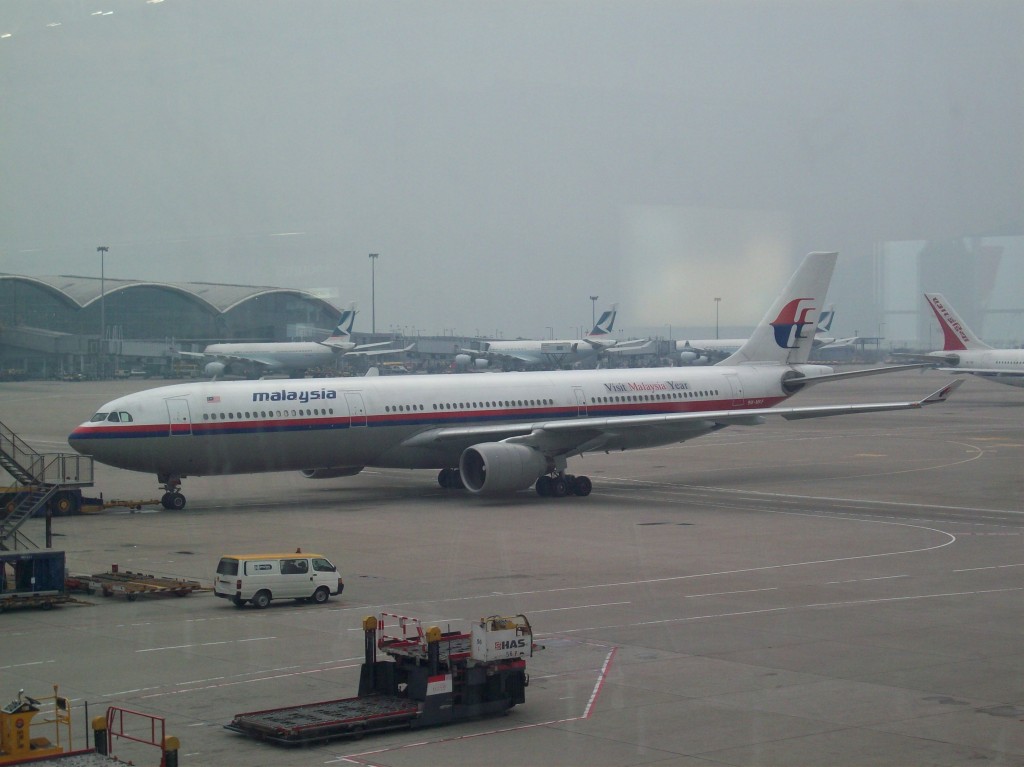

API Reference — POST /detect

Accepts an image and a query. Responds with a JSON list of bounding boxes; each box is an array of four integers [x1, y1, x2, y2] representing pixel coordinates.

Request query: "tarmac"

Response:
[[1, 370, 1022, 766]]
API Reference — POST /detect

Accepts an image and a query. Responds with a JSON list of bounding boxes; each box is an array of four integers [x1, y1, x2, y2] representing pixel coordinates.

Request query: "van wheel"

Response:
[[312, 586, 330, 604], [252, 590, 271, 609]]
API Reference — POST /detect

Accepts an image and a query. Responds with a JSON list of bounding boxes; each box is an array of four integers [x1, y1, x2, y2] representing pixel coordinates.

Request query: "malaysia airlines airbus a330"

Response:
[[69, 252, 959, 509]]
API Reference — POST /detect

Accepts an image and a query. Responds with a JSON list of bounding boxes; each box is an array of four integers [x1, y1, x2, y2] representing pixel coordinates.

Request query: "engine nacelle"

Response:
[[453, 354, 489, 371], [677, 351, 710, 365], [459, 443, 550, 495], [203, 361, 227, 378], [300, 466, 365, 479]]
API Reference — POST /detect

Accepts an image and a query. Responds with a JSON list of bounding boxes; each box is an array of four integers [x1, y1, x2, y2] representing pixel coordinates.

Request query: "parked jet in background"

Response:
[[911, 293, 1024, 388], [69, 252, 955, 510], [457, 305, 649, 370], [178, 306, 414, 379], [675, 305, 858, 364]]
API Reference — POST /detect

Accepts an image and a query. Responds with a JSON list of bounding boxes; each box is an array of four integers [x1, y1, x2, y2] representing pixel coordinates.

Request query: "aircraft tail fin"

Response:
[[924, 293, 991, 351], [720, 252, 837, 366], [586, 304, 618, 338], [817, 304, 835, 333], [325, 304, 357, 344]]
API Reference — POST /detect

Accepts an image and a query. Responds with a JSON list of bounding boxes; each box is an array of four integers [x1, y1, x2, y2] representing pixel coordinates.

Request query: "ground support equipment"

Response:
[[226, 612, 534, 746], [80, 568, 208, 601]]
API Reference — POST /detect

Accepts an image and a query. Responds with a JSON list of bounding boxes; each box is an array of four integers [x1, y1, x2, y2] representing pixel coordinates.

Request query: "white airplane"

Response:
[[68, 252, 958, 510], [458, 305, 650, 370], [912, 293, 1024, 388], [178, 307, 414, 378], [675, 305, 857, 364]]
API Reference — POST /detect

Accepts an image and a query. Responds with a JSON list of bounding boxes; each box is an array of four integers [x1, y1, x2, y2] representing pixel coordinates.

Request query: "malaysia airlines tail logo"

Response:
[[771, 298, 817, 349]]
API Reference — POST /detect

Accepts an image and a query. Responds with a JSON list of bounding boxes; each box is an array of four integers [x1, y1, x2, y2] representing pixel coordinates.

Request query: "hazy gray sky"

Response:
[[3, 1, 1022, 340]]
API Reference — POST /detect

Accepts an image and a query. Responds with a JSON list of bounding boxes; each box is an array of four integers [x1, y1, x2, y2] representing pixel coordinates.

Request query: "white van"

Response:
[[214, 553, 344, 608]]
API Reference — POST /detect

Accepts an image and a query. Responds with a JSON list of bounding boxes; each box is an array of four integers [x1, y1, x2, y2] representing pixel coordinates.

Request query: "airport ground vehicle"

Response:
[[213, 552, 343, 608], [0, 550, 72, 612], [226, 612, 534, 745]]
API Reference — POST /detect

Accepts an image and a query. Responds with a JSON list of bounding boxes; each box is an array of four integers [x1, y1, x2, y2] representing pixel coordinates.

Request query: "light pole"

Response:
[[368, 253, 378, 334], [589, 295, 598, 328], [97, 246, 109, 377], [714, 297, 721, 339]]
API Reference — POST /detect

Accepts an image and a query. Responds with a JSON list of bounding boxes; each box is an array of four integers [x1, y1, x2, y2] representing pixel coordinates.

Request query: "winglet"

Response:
[[921, 378, 964, 405]]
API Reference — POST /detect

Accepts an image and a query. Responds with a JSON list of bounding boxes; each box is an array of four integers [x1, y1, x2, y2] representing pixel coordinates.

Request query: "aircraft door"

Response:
[[166, 398, 192, 436], [724, 373, 745, 407], [573, 386, 588, 416], [345, 392, 367, 427]]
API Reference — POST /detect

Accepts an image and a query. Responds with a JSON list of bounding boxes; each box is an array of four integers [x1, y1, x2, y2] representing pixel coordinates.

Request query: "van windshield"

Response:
[[216, 558, 239, 576]]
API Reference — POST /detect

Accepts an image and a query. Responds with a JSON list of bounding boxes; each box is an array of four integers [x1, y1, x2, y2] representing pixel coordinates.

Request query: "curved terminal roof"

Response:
[[0, 274, 341, 316]]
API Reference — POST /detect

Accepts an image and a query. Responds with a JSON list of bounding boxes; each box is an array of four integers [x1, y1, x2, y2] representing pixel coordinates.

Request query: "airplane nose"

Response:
[[67, 426, 92, 455]]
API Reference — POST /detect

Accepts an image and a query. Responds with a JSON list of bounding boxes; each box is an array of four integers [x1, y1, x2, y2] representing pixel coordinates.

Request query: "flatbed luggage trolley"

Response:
[[225, 612, 535, 746]]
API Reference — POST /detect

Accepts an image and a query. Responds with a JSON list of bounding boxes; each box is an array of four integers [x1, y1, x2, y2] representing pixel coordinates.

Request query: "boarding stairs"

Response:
[[0, 419, 93, 551]]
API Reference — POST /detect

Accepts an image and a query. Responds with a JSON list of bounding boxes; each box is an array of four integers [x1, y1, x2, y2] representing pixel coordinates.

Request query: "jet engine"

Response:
[[677, 350, 710, 365], [300, 466, 365, 479], [459, 443, 551, 495], [453, 354, 489, 371], [203, 361, 227, 378]]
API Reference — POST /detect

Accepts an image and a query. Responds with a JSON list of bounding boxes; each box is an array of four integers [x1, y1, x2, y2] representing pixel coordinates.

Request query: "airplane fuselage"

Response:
[[482, 338, 608, 366], [930, 349, 1024, 387], [69, 365, 790, 477]]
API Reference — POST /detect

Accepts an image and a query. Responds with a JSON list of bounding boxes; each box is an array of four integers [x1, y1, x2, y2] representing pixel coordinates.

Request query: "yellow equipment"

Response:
[[0, 686, 70, 764]]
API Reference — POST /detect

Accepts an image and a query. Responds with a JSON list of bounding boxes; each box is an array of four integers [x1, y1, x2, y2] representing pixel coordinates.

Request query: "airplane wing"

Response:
[[173, 349, 281, 369], [401, 381, 961, 458], [815, 336, 860, 350], [603, 339, 654, 354], [319, 339, 399, 352], [342, 343, 416, 359], [217, 353, 282, 369]]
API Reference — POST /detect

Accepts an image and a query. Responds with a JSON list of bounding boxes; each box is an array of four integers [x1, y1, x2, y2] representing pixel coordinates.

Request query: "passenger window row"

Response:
[[202, 408, 335, 421], [384, 398, 555, 413], [592, 390, 719, 404]]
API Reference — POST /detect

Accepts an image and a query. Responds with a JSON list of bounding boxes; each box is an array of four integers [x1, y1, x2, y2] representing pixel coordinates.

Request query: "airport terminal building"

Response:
[[0, 274, 343, 379]]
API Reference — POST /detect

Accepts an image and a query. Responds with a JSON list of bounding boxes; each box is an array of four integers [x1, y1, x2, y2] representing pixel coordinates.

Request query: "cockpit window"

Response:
[[119, 411, 133, 423], [90, 413, 109, 422], [107, 412, 121, 422]]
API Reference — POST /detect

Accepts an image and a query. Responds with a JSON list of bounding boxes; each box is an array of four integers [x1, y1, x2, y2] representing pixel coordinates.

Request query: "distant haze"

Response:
[[2, 1, 1021, 340]]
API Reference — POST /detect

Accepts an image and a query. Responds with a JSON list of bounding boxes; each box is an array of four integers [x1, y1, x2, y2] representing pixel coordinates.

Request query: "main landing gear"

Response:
[[435, 468, 592, 498], [158, 474, 187, 510], [535, 473, 592, 498], [437, 468, 465, 489]]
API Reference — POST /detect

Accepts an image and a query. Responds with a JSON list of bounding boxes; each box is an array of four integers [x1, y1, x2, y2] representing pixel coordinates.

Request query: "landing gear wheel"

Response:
[[549, 477, 569, 498], [161, 492, 186, 510], [437, 468, 464, 490], [572, 475, 593, 497], [535, 476, 552, 496]]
